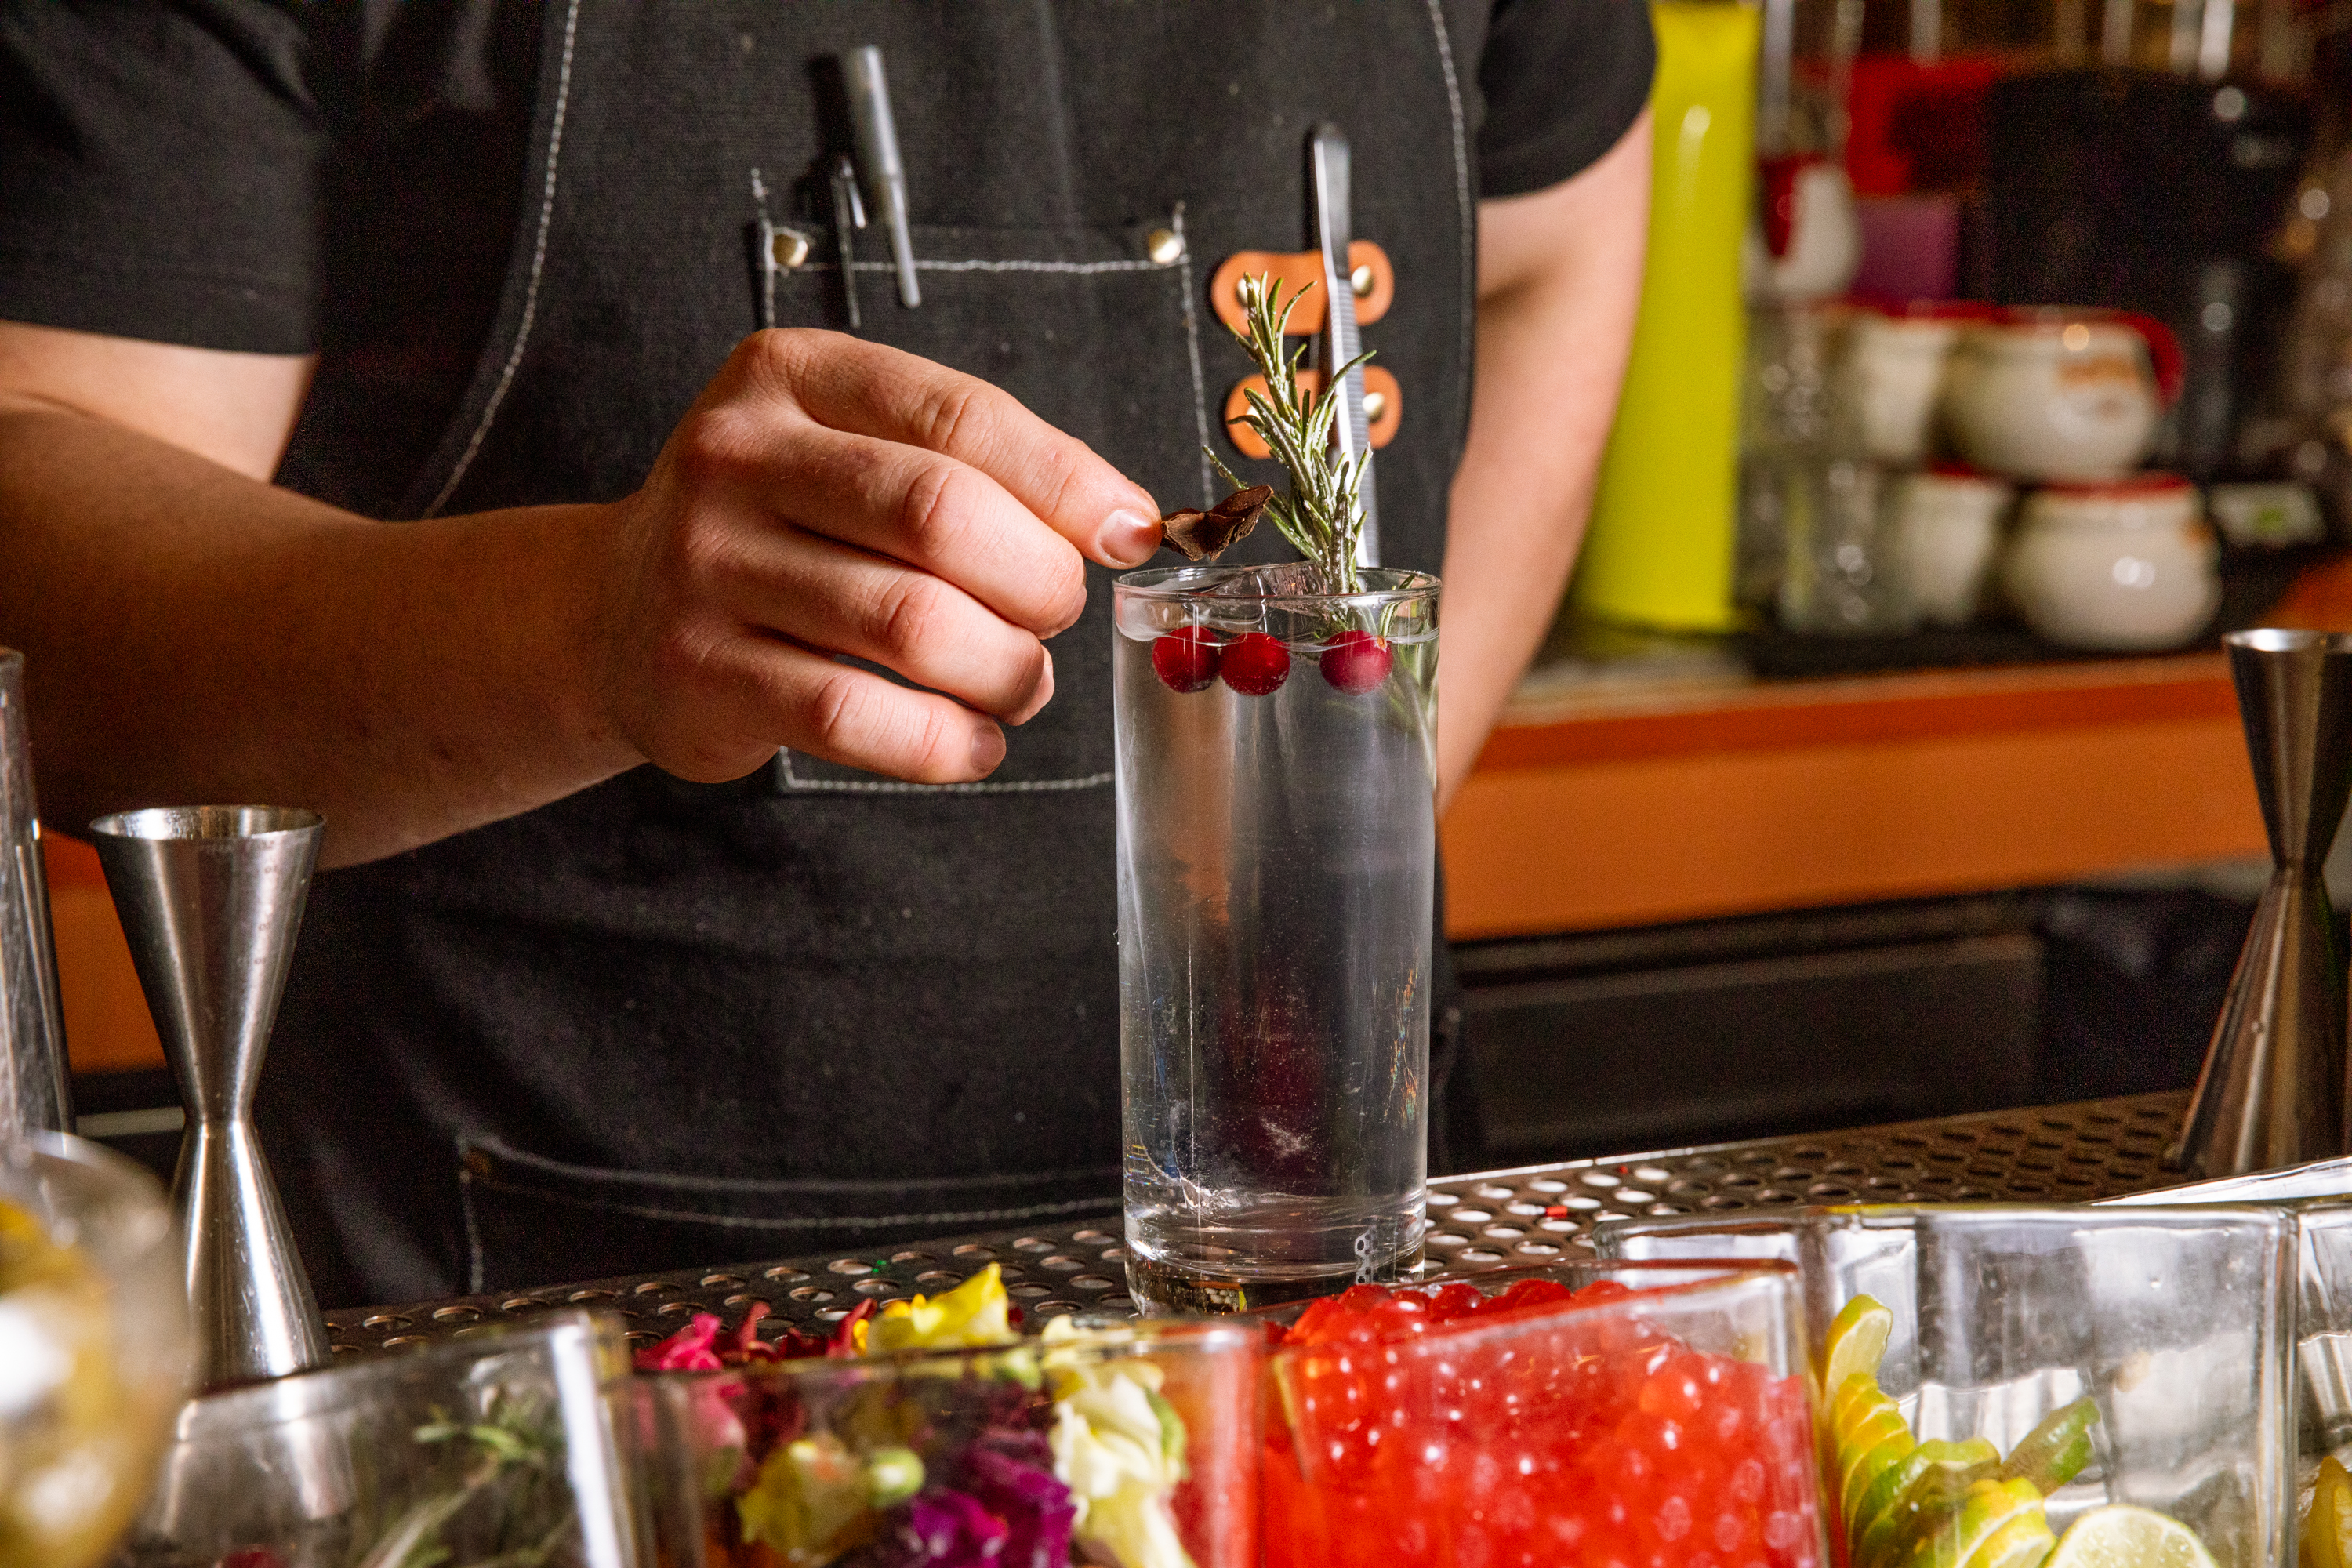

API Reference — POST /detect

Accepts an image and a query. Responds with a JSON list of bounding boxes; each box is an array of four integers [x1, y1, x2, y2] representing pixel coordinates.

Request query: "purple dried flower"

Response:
[[635, 1312, 727, 1373], [873, 1488, 1010, 1566], [960, 1440, 1077, 1568]]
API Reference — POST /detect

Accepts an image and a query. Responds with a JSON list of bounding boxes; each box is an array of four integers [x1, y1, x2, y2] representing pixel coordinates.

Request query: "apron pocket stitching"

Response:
[[772, 204, 1192, 277], [775, 751, 1110, 794], [817, 257, 1176, 274]]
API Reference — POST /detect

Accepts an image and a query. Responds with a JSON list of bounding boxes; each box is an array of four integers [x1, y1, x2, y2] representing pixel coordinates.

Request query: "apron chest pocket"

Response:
[[766, 214, 1214, 793]]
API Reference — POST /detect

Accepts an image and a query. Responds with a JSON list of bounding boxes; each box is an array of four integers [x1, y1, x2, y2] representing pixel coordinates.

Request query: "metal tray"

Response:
[[324, 1089, 2192, 1357]]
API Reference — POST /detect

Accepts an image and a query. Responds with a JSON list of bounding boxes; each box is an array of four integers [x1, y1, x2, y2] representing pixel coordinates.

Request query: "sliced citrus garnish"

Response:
[[1998, 1396, 2101, 1494], [2042, 1504, 2215, 1568], [1864, 1474, 2038, 1568], [1966, 1511, 2057, 1568], [1844, 1425, 1918, 1535], [1825, 1293, 1896, 1394], [2306, 1456, 2352, 1568], [1914, 1479, 2046, 1568], [1850, 1437, 2000, 1554]]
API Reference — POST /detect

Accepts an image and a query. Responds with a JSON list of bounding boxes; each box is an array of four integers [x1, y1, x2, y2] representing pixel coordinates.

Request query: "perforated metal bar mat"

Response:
[[325, 1090, 2193, 1356]]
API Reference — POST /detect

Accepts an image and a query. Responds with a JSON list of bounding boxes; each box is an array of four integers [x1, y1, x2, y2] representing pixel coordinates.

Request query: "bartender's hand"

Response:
[[0, 321, 1160, 866], [604, 330, 1163, 785]]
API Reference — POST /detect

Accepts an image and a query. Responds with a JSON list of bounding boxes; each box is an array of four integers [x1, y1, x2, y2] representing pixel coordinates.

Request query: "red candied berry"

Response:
[[1262, 1275, 1827, 1568], [1319, 629, 1394, 694], [222, 1552, 290, 1568], [1150, 626, 1220, 691], [1483, 1278, 1574, 1316], [1287, 1296, 1342, 1343], [1425, 1283, 1484, 1322], [1221, 631, 1291, 695]]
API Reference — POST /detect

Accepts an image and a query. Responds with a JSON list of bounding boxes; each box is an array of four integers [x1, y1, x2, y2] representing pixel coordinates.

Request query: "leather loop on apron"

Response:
[[1208, 241, 1396, 333]]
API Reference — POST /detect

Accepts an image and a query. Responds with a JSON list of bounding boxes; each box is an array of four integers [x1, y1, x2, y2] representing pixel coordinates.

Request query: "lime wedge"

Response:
[[1829, 1378, 1913, 1529], [1999, 1397, 2101, 1494], [1966, 1512, 2057, 1568], [1895, 1478, 2045, 1568], [1868, 1473, 2034, 1568], [1846, 1426, 1920, 1535], [1831, 1371, 1889, 1431], [1838, 1403, 1912, 1486], [1852, 1439, 2002, 1553], [1827, 1294, 1897, 1393], [2042, 1504, 2216, 1568], [2305, 1456, 2352, 1568]]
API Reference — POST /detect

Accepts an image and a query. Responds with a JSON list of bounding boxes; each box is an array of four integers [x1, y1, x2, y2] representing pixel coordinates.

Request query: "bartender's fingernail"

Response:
[[1100, 509, 1163, 567], [1007, 648, 1054, 728], [1012, 647, 1055, 724], [971, 723, 1007, 775]]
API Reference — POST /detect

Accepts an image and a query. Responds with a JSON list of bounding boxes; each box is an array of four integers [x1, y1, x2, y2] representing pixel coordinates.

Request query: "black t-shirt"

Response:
[[1, 0, 1652, 517], [0, 0, 1653, 1308]]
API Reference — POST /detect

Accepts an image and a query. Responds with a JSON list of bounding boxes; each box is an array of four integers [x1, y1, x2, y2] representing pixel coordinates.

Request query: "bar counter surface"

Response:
[[328, 1090, 2194, 1356]]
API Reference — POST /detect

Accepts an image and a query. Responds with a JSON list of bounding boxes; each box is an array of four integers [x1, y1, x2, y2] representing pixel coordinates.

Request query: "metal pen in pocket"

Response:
[[828, 154, 866, 330], [844, 45, 921, 309]]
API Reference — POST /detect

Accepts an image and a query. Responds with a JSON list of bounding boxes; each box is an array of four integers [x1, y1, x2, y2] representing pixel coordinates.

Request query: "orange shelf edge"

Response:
[[1442, 709, 2265, 939]]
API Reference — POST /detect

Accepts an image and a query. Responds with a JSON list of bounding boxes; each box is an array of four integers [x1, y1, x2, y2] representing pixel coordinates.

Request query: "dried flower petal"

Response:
[[961, 1437, 1078, 1568], [1160, 485, 1271, 561], [726, 1300, 778, 1363], [635, 1312, 727, 1373], [736, 1433, 873, 1557], [829, 1297, 880, 1357], [864, 1264, 1016, 1356], [877, 1487, 1012, 1566]]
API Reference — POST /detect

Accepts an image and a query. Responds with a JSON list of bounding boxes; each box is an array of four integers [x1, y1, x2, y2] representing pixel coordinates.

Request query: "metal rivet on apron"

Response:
[[771, 226, 814, 269], [1145, 227, 1185, 265], [1351, 261, 1376, 296], [1363, 389, 1388, 423]]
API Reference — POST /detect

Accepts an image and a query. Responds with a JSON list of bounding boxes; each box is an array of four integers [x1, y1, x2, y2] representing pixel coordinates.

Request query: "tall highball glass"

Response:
[[1113, 563, 1438, 1313]]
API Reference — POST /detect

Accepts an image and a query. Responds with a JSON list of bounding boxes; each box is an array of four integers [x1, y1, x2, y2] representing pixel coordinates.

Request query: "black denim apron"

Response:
[[260, 0, 1487, 1306]]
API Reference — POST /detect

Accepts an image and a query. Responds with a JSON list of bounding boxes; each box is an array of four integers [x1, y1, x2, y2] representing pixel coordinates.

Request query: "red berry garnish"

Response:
[[1221, 632, 1291, 695], [1150, 626, 1220, 692], [1319, 629, 1393, 694], [1265, 1278, 1826, 1567]]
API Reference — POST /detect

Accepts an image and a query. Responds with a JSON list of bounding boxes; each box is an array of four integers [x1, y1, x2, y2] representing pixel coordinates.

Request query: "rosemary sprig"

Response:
[[357, 1390, 574, 1568], [1210, 274, 1372, 595]]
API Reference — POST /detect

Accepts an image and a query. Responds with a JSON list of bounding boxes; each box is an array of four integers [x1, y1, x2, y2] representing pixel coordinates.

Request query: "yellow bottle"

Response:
[[1570, 0, 1759, 632]]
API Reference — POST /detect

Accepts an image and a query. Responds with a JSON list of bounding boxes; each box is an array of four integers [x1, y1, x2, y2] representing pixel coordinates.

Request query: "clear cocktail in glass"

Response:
[[1113, 562, 1437, 1312]]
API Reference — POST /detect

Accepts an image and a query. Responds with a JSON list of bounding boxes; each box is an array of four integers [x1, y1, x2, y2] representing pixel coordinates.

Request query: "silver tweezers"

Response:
[[1310, 123, 1377, 568]]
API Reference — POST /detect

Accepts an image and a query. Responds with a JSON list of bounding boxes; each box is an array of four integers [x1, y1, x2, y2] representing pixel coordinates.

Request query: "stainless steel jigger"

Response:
[[2172, 630, 2352, 1178], [90, 805, 328, 1387]]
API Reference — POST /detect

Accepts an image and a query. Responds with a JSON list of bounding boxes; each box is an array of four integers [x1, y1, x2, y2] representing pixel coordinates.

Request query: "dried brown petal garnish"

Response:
[[1160, 484, 1272, 562]]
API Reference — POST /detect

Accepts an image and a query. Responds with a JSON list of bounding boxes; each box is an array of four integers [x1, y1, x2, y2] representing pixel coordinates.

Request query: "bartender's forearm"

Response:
[[0, 396, 637, 866], [0, 322, 1161, 867], [1436, 111, 1650, 810]]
